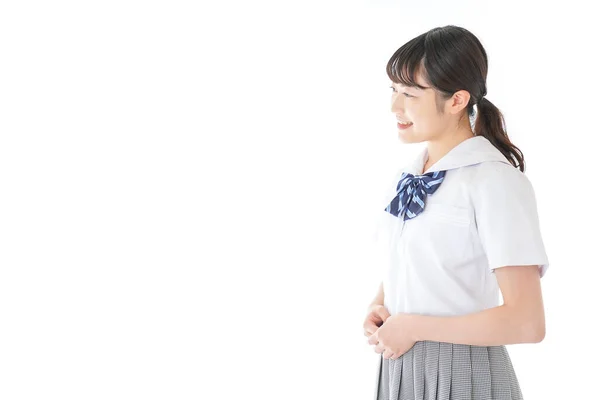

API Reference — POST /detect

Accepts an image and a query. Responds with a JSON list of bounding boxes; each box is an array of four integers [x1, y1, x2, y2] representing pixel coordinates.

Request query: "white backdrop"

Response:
[[1, 1, 598, 399]]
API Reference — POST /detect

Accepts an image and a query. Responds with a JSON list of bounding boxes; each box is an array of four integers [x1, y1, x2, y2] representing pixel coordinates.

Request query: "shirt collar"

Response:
[[404, 135, 512, 175]]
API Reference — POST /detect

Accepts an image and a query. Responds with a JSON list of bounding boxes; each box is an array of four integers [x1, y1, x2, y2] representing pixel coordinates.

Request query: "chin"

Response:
[[397, 131, 427, 144]]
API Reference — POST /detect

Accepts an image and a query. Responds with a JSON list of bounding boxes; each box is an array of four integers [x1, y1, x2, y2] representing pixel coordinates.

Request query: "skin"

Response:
[[367, 265, 545, 360], [390, 69, 475, 173], [364, 69, 546, 360]]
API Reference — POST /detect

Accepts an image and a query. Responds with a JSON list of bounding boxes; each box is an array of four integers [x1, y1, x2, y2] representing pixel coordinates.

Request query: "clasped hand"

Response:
[[364, 305, 416, 360]]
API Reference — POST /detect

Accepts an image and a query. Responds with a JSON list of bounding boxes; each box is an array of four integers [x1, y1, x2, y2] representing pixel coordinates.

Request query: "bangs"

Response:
[[386, 35, 430, 90]]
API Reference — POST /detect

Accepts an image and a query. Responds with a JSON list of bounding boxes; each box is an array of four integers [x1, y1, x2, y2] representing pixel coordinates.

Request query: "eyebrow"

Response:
[[392, 83, 427, 91]]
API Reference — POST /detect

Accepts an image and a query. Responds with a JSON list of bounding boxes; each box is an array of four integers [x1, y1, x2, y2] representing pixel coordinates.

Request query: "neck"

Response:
[[423, 128, 475, 173]]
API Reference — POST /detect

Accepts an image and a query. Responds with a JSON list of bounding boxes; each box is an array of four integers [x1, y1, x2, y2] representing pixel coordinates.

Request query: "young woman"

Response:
[[363, 25, 550, 400]]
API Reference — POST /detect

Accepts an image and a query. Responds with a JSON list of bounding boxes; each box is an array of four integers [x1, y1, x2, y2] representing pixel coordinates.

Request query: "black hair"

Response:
[[386, 25, 525, 172]]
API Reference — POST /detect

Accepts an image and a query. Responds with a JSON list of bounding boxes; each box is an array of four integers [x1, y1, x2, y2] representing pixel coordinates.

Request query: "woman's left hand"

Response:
[[367, 313, 417, 360]]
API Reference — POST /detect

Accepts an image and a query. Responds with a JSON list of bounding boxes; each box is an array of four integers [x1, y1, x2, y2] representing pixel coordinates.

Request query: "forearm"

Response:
[[409, 304, 544, 346], [368, 282, 384, 310]]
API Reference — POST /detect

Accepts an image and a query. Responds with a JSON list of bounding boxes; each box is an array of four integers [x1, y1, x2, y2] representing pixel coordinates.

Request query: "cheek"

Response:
[[411, 106, 437, 127], [406, 102, 424, 120]]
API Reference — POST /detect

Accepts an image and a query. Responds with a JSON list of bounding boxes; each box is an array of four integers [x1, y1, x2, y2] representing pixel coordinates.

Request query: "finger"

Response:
[[367, 312, 384, 326], [376, 308, 391, 322], [367, 333, 379, 346], [365, 327, 380, 339], [373, 342, 384, 354], [364, 321, 378, 336], [383, 349, 395, 360]]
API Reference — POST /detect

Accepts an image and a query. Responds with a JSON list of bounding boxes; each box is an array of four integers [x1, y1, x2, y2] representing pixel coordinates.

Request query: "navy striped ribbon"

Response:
[[384, 171, 447, 220]]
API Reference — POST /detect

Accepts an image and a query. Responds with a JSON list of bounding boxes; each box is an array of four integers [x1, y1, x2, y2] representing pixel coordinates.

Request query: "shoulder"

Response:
[[471, 161, 533, 190], [468, 161, 538, 207]]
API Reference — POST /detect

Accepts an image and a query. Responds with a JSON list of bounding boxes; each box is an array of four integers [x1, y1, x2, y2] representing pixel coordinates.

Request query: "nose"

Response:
[[390, 95, 405, 114]]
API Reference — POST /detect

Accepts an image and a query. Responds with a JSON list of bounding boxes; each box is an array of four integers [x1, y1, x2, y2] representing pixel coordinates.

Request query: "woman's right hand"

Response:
[[363, 304, 391, 337]]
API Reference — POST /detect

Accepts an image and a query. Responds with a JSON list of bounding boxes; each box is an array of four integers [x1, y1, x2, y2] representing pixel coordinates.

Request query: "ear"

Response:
[[448, 89, 471, 115]]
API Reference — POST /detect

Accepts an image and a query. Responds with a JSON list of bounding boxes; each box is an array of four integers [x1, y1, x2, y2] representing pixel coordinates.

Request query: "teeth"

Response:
[[398, 121, 412, 125]]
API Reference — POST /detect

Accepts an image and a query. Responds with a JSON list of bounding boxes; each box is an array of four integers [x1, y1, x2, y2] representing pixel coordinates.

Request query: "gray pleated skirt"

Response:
[[374, 340, 524, 400]]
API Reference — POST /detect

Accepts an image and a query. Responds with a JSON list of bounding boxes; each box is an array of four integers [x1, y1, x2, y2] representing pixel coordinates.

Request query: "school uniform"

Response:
[[372, 135, 550, 400]]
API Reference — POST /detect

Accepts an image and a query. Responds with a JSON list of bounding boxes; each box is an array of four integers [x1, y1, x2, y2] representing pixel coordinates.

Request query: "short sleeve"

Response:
[[471, 163, 550, 278]]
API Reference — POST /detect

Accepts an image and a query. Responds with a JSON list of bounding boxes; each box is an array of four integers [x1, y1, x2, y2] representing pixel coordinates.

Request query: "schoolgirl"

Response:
[[363, 25, 550, 400]]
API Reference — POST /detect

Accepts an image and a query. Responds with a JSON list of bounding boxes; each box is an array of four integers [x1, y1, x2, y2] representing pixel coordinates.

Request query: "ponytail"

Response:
[[474, 97, 525, 172], [386, 25, 527, 172]]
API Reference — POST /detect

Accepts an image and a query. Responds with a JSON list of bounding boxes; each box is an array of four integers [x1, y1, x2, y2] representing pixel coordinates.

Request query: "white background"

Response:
[[1, 1, 598, 399]]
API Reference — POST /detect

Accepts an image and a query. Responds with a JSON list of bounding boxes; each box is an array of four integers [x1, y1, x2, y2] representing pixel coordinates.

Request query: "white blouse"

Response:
[[374, 136, 550, 317]]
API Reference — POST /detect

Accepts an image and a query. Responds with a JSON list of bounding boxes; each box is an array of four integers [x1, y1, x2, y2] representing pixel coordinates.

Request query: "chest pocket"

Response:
[[404, 203, 473, 268], [423, 203, 471, 226]]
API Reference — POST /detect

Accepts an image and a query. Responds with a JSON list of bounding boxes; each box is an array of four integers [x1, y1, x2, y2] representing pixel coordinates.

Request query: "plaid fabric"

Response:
[[374, 341, 523, 400], [384, 171, 447, 221]]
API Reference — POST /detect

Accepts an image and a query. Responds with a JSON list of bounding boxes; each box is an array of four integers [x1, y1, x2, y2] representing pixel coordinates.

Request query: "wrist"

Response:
[[405, 313, 421, 341]]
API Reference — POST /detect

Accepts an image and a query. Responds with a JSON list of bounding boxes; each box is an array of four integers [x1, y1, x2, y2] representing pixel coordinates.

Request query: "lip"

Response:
[[397, 122, 413, 130]]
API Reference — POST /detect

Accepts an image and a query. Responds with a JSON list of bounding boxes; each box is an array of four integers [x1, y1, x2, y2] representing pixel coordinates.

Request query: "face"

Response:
[[390, 70, 470, 144]]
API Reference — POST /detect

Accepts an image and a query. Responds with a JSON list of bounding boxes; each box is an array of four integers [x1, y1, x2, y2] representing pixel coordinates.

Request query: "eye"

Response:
[[389, 86, 413, 98]]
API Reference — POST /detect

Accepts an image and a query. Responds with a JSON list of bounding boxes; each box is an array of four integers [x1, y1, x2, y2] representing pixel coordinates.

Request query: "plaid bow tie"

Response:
[[384, 170, 447, 220]]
